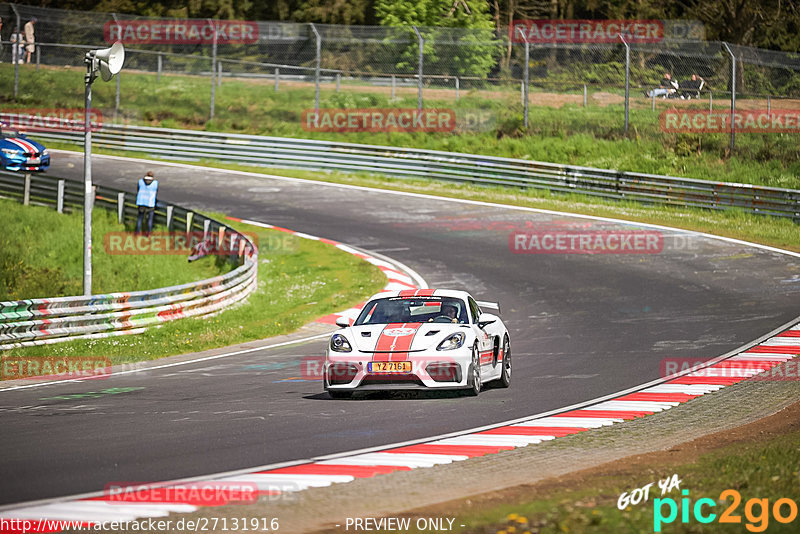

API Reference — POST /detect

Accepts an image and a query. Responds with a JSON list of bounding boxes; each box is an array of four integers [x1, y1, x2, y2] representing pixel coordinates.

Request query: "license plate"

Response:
[[367, 361, 412, 373], [27, 158, 40, 165]]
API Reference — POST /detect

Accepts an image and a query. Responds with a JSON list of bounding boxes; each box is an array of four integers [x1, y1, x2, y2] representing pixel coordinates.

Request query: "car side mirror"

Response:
[[477, 312, 497, 329], [335, 317, 350, 328]]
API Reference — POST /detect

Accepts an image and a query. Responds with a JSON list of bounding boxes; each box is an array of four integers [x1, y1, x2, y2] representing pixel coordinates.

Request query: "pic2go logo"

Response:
[[654, 489, 799, 532]]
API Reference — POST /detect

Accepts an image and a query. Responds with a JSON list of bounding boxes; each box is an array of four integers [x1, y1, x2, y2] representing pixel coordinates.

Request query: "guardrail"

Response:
[[10, 119, 798, 221], [0, 170, 258, 350]]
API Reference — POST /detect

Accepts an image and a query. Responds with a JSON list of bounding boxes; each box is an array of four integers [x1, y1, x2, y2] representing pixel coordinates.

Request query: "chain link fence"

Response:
[[2, 2, 800, 149]]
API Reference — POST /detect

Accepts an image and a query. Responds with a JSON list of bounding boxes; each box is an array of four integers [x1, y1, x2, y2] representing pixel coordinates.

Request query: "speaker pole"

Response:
[[83, 55, 96, 296]]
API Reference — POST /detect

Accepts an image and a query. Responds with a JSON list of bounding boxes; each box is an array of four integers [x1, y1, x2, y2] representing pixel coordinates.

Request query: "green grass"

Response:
[[453, 428, 800, 533], [1, 63, 799, 189], [2, 215, 386, 363], [1, 198, 231, 300]]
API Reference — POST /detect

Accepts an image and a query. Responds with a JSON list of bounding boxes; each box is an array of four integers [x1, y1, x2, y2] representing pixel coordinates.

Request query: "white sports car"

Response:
[[324, 289, 511, 398]]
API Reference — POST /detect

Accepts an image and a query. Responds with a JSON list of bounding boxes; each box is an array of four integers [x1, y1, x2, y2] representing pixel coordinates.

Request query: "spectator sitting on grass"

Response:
[[680, 74, 705, 99], [646, 72, 678, 98]]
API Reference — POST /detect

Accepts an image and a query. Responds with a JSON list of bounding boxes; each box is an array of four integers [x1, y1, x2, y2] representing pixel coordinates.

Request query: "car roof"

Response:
[[366, 288, 472, 302]]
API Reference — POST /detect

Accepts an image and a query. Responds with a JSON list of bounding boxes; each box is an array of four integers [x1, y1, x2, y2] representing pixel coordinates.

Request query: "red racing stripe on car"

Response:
[[373, 323, 422, 361], [7, 138, 37, 154], [398, 289, 435, 298]]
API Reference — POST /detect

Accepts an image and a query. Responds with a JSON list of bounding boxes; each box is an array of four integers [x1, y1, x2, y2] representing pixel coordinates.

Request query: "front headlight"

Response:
[[437, 332, 465, 351], [330, 333, 352, 352], [42, 149, 50, 156]]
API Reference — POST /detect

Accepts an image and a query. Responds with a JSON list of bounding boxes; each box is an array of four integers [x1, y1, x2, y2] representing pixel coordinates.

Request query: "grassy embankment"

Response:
[[1, 199, 385, 364], [1, 63, 799, 189], [451, 427, 800, 533]]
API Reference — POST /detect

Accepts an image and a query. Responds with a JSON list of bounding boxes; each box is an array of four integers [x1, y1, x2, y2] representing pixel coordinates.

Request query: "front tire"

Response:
[[465, 344, 481, 396], [498, 335, 511, 388]]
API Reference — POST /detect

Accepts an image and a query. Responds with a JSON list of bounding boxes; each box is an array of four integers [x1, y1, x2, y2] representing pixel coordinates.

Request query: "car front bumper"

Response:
[[324, 350, 473, 392]]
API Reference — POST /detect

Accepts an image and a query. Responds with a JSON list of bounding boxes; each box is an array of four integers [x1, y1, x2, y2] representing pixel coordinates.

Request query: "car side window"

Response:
[[468, 297, 481, 323]]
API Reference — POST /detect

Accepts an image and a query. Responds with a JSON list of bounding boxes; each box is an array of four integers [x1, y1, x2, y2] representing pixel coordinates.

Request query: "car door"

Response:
[[468, 297, 493, 364]]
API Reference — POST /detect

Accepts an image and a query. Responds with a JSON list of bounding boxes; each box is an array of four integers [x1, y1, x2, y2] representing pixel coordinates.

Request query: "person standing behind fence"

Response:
[[136, 171, 159, 234], [23, 17, 35, 64]]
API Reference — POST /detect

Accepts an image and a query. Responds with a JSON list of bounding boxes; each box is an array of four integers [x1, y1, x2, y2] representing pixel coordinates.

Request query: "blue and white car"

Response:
[[324, 289, 511, 398], [0, 122, 50, 171]]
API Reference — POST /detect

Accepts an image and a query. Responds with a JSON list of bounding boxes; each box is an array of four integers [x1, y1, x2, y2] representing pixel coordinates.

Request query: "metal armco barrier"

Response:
[[0, 170, 258, 350], [12, 120, 799, 221]]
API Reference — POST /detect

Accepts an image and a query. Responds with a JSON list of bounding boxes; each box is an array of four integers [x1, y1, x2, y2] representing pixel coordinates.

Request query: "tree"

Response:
[[375, 0, 500, 77]]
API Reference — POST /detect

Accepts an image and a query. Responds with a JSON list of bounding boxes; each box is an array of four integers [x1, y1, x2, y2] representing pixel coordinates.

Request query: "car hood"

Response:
[[345, 322, 468, 353], [1, 135, 45, 154]]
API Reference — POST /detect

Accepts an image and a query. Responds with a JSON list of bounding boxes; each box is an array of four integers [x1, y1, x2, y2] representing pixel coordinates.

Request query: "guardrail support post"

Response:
[[36, 45, 40, 70], [203, 218, 211, 239], [186, 211, 193, 233], [310, 23, 321, 113], [274, 68, 279, 91], [523, 38, 530, 128], [412, 26, 424, 111], [723, 42, 736, 151], [117, 192, 125, 224], [23, 173, 31, 205], [157, 53, 162, 82], [209, 19, 217, 121], [166, 205, 173, 230], [57, 179, 65, 213], [620, 35, 630, 134]]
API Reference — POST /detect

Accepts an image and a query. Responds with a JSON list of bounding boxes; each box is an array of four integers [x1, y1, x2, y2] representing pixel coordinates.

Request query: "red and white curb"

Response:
[[2, 321, 797, 531], [225, 218, 425, 326]]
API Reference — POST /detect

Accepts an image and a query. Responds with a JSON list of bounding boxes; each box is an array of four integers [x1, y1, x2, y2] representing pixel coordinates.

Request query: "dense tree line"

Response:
[[13, 0, 800, 52]]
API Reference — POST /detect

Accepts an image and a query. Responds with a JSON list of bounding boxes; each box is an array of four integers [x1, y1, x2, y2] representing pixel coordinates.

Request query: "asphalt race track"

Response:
[[1, 152, 798, 506]]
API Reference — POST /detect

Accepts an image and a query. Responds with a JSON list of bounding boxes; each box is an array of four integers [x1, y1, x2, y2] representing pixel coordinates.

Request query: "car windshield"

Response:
[[354, 296, 469, 325]]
